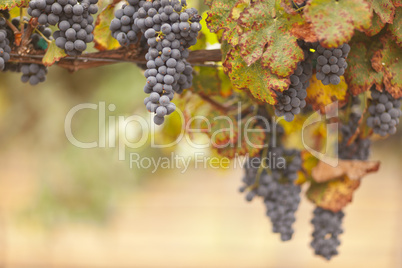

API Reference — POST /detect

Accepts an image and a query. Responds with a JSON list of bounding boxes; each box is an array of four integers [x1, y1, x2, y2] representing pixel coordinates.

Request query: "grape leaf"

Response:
[[216, 121, 266, 158], [312, 159, 380, 183], [371, 36, 402, 98], [306, 75, 348, 113], [304, 0, 371, 48], [307, 176, 360, 212], [42, 40, 67, 66], [366, 0, 395, 24], [204, 0, 213, 7], [223, 47, 290, 105], [0, 0, 29, 9], [296, 151, 319, 185], [363, 12, 386, 37], [191, 66, 221, 95], [238, 0, 304, 77], [205, 0, 249, 46], [389, 7, 402, 46], [205, 111, 239, 147], [290, 22, 319, 43], [93, 4, 121, 51], [192, 66, 232, 96], [345, 40, 383, 95]]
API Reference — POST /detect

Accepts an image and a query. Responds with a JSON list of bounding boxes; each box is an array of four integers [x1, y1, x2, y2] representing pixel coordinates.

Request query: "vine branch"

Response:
[[9, 48, 223, 72]]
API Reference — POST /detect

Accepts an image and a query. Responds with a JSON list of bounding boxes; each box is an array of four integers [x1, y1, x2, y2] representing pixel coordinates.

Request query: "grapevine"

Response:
[[0, 0, 401, 261]]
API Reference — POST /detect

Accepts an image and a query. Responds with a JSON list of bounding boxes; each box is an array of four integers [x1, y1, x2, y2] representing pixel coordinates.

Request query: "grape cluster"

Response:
[[110, 0, 143, 46], [0, 11, 11, 71], [28, 0, 98, 56], [339, 112, 371, 160], [275, 50, 312, 122], [367, 87, 402, 136], [314, 43, 350, 85], [135, 0, 201, 125], [2, 16, 50, 85], [240, 144, 302, 241], [20, 63, 48, 85], [311, 207, 344, 260]]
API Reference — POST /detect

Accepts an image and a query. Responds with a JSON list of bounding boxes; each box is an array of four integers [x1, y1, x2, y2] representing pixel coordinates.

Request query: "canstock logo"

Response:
[[302, 101, 339, 167]]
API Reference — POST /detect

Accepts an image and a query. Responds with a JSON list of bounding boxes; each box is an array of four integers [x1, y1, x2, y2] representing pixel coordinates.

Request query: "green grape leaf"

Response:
[[93, 4, 121, 51], [0, 0, 29, 9], [366, 0, 395, 24], [192, 66, 221, 95], [42, 40, 67, 66], [205, 0, 249, 46], [345, 38, 383, 95], [389, 7, 402, 46], [191, 66, 232, 96], [363, 11, 386, 37], [371, 36, 402, 98], [238, 0, 304, 77], [307, 176, 361, 212], [304, 0, 371, 48], [223, 47, 290, 104]]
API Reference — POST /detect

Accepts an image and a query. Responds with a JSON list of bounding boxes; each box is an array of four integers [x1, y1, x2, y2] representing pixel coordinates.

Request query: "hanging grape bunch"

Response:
[[367, 87, 402, 136], [310, 207, 344, 260], [275, 47, 313, 122], [109, 0, 142, 46], [314, 43, 350, 85], [28, 0, 98, 55], [130, 0, 201, 125], [0, 10, 11, 71]]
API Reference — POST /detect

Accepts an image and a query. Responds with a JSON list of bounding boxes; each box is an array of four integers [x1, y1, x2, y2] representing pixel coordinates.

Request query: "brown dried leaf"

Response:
[[307, 176, 361, 212], [312, 159, 380, 183]]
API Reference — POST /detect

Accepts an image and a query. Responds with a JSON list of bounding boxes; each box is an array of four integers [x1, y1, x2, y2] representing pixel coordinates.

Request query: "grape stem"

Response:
[[247, 146, 269, 191], [198, 92, 237, 113], [5, 20, 19, 36], [34, 28, 52, 44]]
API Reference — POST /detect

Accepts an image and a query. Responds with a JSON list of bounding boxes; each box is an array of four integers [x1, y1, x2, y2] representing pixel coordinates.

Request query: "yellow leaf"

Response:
[[306, 75, 348, 113], [93, 4, 121, 51], [42, 40, 66, 66]]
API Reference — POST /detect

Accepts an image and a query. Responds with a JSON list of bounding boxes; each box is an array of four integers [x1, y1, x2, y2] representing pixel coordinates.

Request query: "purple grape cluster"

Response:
[[28, 0, 98, 56], [275, 49, 312, 122], [311, 207, 344, 260], [240, 144, 302, 241], [339, 112, 371, 160], [367, 87, 402, 136], [109, 0, 143, 46], [0, 11, 11, 71], [21, 63, 48, 85], [134, 0, 201, 125], [314, 43, 350, 85]]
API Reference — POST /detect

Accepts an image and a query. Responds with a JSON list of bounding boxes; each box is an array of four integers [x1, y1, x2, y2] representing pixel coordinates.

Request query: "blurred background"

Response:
[[0, 0, 402, 266], [0, 59, 402, 268]]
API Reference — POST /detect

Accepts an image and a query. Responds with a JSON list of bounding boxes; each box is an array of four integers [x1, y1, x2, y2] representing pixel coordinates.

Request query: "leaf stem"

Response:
[[34, 28, 52, 43]]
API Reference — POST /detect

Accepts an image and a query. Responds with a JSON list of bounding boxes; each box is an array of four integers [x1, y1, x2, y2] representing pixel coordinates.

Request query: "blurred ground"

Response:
[[0, 143, 401, 268]]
